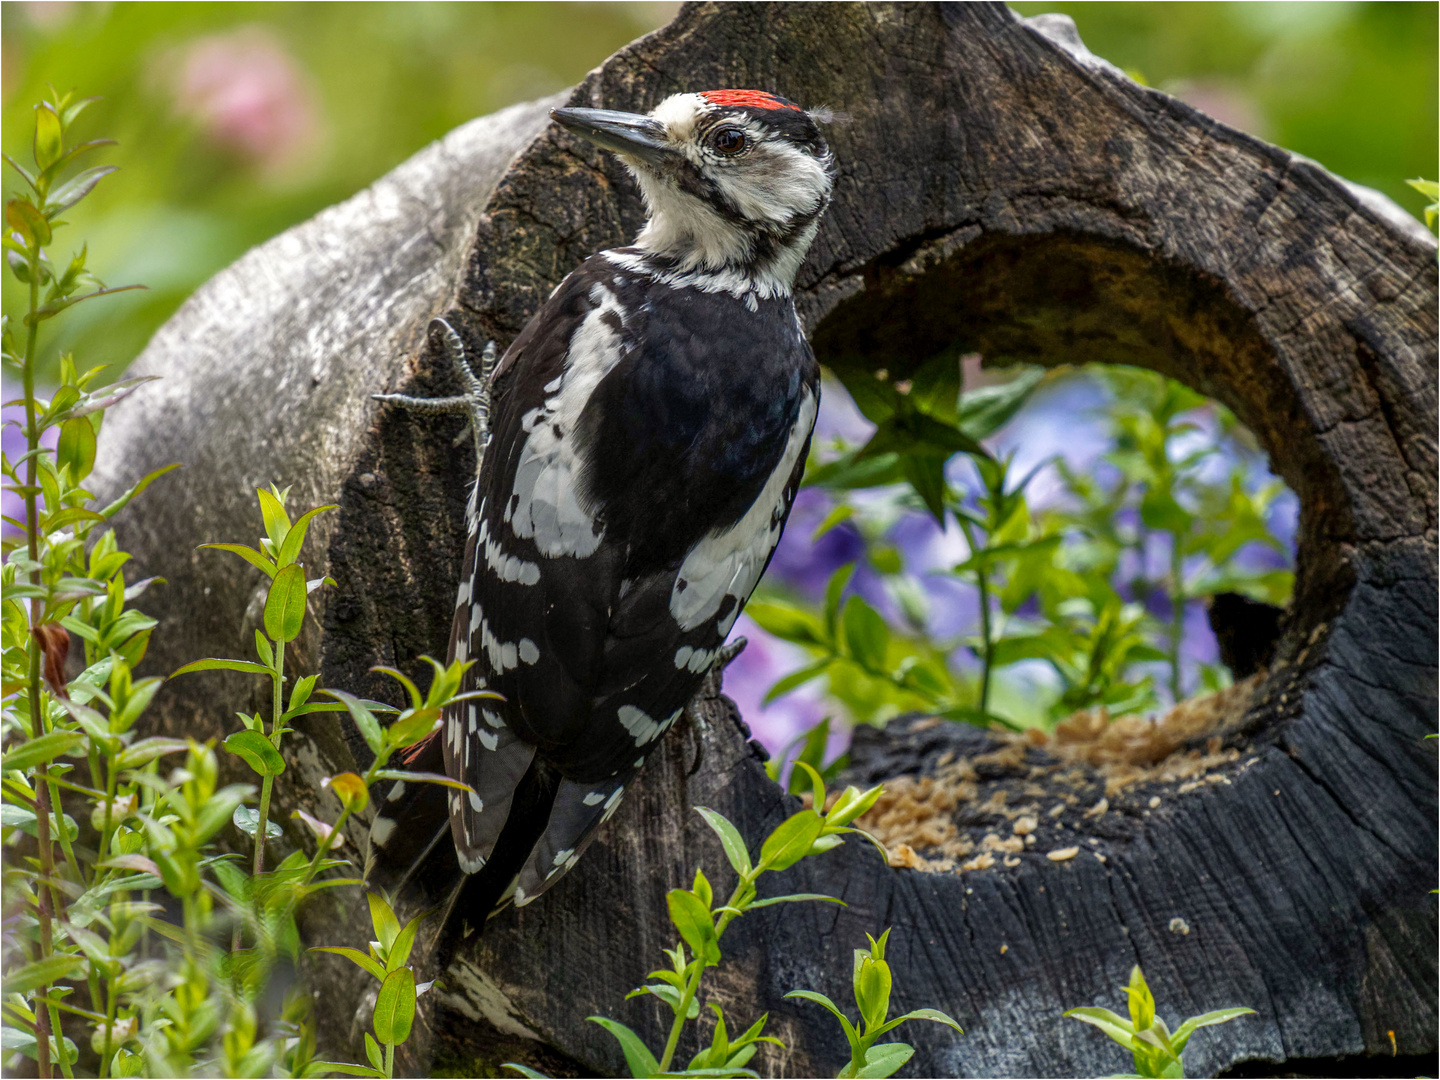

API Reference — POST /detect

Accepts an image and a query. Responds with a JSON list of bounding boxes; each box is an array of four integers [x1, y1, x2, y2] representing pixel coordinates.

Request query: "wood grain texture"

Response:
[[92, 4, 1435, 1076]]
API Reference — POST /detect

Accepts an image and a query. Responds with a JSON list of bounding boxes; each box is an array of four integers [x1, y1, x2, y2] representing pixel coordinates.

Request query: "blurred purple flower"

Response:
[[168, 28, 322, 176], [1, 397, 57, 538], [721, 614, 838, 760]]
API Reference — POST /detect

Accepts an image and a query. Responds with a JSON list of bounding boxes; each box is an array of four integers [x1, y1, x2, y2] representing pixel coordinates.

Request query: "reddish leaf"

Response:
[[32, 623, 70, 699]]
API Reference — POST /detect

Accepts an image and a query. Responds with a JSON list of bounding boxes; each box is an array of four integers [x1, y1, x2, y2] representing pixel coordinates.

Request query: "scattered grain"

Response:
[[1083, 798, 1109, 818], [1148, 796, 1161, 808], [1168, 917, 1191, 936], [961, 852, 996, 872], [1047, 846, 1079, 862], [1013, 815, 1038, 836]]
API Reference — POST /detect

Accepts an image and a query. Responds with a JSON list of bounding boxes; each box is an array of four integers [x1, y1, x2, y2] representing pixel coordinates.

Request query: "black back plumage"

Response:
[[367, 248, 819, 928]]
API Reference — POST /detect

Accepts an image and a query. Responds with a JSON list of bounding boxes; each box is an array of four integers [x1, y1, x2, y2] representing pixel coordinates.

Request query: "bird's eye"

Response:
[[712, 127, 747, 157]]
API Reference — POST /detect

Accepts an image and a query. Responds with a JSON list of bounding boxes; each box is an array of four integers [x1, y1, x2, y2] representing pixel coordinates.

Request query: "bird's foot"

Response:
[[683, 637, 748, 775], [373, 317, 498, 465]]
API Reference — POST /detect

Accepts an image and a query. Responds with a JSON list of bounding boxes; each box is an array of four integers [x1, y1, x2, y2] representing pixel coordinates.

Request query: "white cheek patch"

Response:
[[671, 388, 816, 632], [508, 283, 630, 558]]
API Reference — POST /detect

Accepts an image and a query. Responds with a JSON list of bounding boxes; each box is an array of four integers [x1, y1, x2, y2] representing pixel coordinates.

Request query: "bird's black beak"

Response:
[[550, 107, 674, 167]]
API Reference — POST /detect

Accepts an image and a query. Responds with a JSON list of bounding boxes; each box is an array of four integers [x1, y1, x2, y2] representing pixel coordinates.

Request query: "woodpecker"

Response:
[[367, 90, 835, 952]]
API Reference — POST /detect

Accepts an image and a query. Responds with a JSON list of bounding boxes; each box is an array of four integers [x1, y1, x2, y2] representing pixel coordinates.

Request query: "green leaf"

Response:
[[744, 599, 825, 647], [854, 953, 892, 1032], [44, 165, 116, 214], [958, 366, 1045, 439], [2, 730, 85, 772], [748, 893, 846, 909], [901, 454, 948, 523], [276, 504, 336, 567], [1170, 1007, 1256, 1056], [55, 417, 98, 478], [855, 1042, 914, 1078], [224, 730, 285, 777], [1064, 1006, 1137, 1050], [99, 462, 180, 519], [695, 806, 753, 877], [116, 737, 190, 769], [387, 910, 429, 973], [6, 952, 84, 996], [372, 768, 475, 794], [586, 1017, 660, 1078], [386, 706, 442, 749], [811, 503, 855, 541], [372, 966, 416, 1045], [870, 1007, 965, 1040], [841, 596, 889, 669], [232, 805, 282, 841], [667, 888, 720, 965], [256, 486, 292, 551], [503, 1066, 552, 1079], [764, 659, 831, 704], [264, 563, 308, 643], [784, 990, 860, 1059], [758, 810, 825, 873], [170, 657, 272, 678], [1125, 966, 1156, 1032], [326, 689, 384, 755], [254, 629, 275, 668], [365, 1031, 384, 1071], [33, 103, 63, 171], [312, 1064, 384, 1079], [824, 563, 855, 638], [197, 542, 277, 578]]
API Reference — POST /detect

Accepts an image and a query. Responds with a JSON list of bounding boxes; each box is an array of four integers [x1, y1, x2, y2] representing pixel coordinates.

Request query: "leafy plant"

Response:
[[311, 893, 433, 1079], [508, 764, 888, 1079], [1407, 178, 1438, 232], [1064, 965, 1254, 1079], [786, 927, 962, 1079], [757, 357, 1293, 732], [1, 90, 480, 1079]]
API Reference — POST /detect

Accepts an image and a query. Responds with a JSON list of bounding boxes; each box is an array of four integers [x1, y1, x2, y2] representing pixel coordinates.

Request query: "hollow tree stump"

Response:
[[92, 3, 1436, 1076]]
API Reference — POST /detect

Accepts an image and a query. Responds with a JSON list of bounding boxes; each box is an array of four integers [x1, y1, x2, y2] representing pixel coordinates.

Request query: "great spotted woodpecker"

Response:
[[367, 90, 835, 951]]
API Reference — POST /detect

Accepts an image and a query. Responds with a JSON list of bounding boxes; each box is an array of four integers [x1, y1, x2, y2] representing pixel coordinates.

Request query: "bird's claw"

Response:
[[373, 317, 498, 469]]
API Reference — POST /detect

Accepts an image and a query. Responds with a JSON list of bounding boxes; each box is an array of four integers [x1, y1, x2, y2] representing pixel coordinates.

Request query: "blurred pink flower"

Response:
[[168, 28, 321, 174]]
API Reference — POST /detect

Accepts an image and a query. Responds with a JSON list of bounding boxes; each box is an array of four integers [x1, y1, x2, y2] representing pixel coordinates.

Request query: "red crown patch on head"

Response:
[[700, 89, 801, 112]]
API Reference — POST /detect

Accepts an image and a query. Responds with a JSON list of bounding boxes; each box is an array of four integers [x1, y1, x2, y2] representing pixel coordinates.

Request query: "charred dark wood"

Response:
[[93, 3, 1436, 1077]]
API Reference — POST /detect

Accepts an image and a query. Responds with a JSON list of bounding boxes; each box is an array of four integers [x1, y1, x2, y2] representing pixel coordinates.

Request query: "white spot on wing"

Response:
[[617, 704, 660, 746], [371, 817, 395, 846], [518, 638, 540, 664], [478, 516, 540, 585], [670, 389, 816, 631], [468, 790, 484, 813], [583, 790, 606, 806]]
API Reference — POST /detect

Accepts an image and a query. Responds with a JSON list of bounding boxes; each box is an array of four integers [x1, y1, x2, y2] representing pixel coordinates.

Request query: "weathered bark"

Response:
[[92, 3, 1436, 1077]]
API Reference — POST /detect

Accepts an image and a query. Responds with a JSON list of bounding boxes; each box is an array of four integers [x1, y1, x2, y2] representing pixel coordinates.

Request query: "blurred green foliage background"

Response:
[[2, 1, 1435, 384]]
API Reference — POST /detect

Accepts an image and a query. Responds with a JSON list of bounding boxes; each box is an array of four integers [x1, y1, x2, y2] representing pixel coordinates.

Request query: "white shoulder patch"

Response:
[[670, 388, 817, 632], [508, 283, 630, 558]]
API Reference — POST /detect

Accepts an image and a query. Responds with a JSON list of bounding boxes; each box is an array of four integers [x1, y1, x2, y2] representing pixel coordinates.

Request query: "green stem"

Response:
[[384, 1040, 394, 1078], [655, 873, 753, 1073], [251, 642, 285, 877], [22, 238, 59, 1080], [1168, 530, 1184, 703]]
